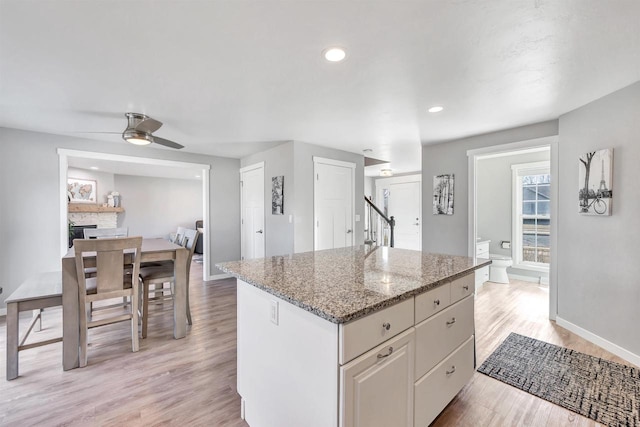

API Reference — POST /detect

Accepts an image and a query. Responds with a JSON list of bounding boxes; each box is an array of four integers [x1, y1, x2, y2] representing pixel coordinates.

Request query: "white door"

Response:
[[241, 164, 264, 259], [388, 181, 421, 250], [314, 159, 355, 251], [340, 329, 415, 427]]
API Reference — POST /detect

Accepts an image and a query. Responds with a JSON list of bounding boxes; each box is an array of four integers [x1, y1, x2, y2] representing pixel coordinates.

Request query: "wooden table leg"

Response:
[[62, 257, 80, 370], [173, 247, 187, 339], [6, 302, 19, 380]]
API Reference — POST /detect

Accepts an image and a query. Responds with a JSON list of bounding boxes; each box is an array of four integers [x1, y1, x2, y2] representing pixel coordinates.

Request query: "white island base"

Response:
[[237, 274, 476, 427]]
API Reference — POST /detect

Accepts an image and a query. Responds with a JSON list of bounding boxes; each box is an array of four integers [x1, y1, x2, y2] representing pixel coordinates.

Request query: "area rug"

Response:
[[477, 333, 639, 427]]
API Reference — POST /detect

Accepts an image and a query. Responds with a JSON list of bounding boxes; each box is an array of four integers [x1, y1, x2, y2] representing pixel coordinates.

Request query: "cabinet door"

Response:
[[340, 328, 415, 427]]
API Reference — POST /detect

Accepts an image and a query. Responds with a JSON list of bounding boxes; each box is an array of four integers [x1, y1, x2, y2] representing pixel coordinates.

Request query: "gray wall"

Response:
[[241, 142, 295, 257], [421, 121, 559, 255], [114, 175, 202, 239], [477, 150, 550, 279], [557, 81, 640, 356], [293, 141, 365, 253], [67, 167, 115, 205], [0, 127, 240, 309]]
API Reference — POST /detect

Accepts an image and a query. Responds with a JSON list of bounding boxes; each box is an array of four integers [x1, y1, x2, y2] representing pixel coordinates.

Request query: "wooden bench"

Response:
[[5, 272, 63, 380]]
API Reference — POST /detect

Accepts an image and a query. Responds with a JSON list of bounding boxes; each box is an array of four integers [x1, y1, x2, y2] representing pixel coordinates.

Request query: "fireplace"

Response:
[[69, 224, 97, 248]]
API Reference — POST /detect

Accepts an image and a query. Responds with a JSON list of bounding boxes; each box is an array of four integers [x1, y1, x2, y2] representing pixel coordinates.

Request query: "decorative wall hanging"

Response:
[[578, 148, 612, 215], [272, 176, 284, 215], [433, 174, 454, 215], [67, 178, 97, 204]]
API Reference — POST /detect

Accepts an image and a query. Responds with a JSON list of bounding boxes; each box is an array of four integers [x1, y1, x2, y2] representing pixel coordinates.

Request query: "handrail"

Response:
[[364, 196, 395, 248]]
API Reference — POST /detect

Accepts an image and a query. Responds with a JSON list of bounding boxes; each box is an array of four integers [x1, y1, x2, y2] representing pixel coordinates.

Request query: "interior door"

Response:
[[314, 161, 354, 251], [388, 181, 421, 250], [241, 164, 265, 259]]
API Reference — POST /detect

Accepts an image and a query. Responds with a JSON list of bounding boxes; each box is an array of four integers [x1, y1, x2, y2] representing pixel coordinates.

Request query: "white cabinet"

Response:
[[475, 240, 490, 290], [340, 328, 415, 427]]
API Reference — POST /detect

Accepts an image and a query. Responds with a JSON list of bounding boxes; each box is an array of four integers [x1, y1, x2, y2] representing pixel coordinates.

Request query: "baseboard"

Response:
[[209, 273, 232, 281], [556, 316, 640, 367], [508, 273, 541, 284]]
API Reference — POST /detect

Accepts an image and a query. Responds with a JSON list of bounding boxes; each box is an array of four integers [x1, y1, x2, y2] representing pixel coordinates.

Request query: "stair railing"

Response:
[[364, 196, 395, 248]]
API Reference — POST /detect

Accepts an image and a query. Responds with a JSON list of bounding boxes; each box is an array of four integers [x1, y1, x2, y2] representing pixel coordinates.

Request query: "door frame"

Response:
[[58, 148, 212, 279], [313, 156, 355, 251], [375, 174, 422, 250], [467, 136, 558, 320], [239, 162, 265, 260]]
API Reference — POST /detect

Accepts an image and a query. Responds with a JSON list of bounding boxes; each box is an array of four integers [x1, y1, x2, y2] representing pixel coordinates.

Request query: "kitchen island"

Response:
[[218, 246, 490, 427]]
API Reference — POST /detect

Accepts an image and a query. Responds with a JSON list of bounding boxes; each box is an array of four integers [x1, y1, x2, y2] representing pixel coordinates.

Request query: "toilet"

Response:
[[489, 254, 513, 284]]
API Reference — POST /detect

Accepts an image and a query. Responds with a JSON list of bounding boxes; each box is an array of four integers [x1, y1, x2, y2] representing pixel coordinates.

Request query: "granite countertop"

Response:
[[217, 246, 491, 324]]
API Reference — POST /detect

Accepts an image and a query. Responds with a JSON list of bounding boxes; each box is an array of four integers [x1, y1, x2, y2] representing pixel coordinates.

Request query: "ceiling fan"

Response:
[[121, 113, 184, 149]]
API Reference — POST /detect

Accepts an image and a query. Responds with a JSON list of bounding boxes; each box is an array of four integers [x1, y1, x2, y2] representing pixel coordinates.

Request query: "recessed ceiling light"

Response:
[[90, 166, 99, 170], [195, 175, 201, 178], [323, 47, 346, 62], [363, 148, 373, 153], [380, 169, 393, 177], [428, 106, 444, 113]]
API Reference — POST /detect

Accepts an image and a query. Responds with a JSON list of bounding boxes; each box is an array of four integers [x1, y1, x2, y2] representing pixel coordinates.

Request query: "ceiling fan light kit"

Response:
[[121, 112, 184, 149]]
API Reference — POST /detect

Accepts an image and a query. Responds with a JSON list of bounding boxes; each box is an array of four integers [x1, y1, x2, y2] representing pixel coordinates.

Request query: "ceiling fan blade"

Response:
[[152, 136, 184, 149], [135, 117, 163, 133], [73, 131, 122, 134]]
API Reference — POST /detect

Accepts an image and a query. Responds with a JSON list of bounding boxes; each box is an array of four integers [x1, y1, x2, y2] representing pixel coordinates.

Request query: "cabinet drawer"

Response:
[[476, 241, 489, 255], [414, 336, 475, 427], [415, 296, 474, 378], [415, 283, 450, 324], [340, 328, 415, 427], [450, 273, 474, 303], [340, 298, 414, 365]]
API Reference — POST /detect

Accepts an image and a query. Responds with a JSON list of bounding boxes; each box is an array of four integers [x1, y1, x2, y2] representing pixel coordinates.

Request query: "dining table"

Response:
[[61, 238, 188, 370]]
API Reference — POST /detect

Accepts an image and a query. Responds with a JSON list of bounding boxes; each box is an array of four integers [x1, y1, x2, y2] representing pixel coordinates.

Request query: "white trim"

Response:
[[508, 273, 544, 284], [468, 136, 558, 321], [375, 173, 421, 187], [239, 161, 265, 174], [556, 316, 640, 367], [312, 156, 356, 170], [240, 162, 266, 260], [313, 158, 356, 250], [58, 149, 212, 279], [210, 273, 233, 281]]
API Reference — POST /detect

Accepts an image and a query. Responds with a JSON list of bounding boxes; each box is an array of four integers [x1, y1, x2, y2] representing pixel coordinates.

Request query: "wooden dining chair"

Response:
[[73, 236, 142, 367], [139, 228, 199, 338]]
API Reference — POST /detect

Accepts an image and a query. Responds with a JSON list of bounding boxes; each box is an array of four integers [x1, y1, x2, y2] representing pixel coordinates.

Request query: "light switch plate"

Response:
[[501, 241, 511, 249], [270, 300, 279, 325], [288, 214, 293, 224], [355, 214, 361, 222]]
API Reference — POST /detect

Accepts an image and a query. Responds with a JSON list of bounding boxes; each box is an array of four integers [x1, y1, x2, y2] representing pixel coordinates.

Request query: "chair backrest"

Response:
[[74, 237, 142, 296], [176, 227, 200, 265], [84, 227, 129, 239]]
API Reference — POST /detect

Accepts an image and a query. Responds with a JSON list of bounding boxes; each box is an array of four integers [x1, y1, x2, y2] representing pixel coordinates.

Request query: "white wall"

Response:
[[421, 121, 559, 256], [67, 167, 115, 205], [0, 127, 240, 309], [114, 174, 202, 239], [477, 150, 550, 279], [557, 81, 640, 358]]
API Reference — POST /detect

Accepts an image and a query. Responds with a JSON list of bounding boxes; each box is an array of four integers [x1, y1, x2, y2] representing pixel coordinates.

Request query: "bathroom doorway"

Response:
[[468, 136, 558, 320]]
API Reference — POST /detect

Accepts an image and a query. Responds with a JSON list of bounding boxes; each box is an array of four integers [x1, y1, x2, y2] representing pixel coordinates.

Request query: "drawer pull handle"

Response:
[[462, 285, 469, 291], [382, 322, 391, 331], [377, 347, 394, 359], [446, 366, 456, 375], [434, 299, 440, 306], [446, 317, 456, 326]]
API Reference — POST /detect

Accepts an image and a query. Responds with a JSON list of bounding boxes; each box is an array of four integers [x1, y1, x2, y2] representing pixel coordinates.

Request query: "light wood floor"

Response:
[[0, 271, 632, 426]]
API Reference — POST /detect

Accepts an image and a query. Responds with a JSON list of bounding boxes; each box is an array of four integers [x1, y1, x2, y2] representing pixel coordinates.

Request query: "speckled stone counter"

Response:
[[217, 245, 491, 324]]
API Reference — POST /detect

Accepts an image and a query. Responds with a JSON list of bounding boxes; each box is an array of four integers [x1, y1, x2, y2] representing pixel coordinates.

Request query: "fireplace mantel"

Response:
[[68, 203, 124, 213]]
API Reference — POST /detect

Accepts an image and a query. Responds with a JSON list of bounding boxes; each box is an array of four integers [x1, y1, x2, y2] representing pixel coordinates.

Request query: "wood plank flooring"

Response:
[[0, 270, 633, 426]]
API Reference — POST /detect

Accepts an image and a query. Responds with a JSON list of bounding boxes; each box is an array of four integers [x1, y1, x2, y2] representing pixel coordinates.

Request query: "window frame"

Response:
[[511, 161, 551, 272]]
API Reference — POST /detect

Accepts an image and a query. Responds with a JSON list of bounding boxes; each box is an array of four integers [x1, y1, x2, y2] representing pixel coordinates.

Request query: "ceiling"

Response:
[[1, 1, 639, 176]]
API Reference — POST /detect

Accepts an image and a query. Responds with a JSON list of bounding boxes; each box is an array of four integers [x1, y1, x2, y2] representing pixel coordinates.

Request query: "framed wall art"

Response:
[[67, 178, 97, 203]]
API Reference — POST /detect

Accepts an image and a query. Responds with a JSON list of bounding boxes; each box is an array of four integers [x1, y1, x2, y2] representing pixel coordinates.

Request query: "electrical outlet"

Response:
[[355, 214, 361, 222], [270, 300, 279, 325], [501, 241, 511, 249]]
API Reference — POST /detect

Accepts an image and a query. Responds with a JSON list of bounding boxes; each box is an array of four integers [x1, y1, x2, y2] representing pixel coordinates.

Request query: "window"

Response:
[[512, 162, 550, 271]]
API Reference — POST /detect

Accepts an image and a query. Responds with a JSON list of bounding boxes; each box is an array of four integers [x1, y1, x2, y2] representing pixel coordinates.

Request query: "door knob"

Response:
[[346, 229, 352, 234], [413, 223, 420, 226], [256, 230, 263, 234]]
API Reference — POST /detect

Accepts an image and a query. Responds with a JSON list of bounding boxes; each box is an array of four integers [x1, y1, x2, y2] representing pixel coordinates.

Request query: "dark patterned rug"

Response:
[[477, 333, 639, 427]]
